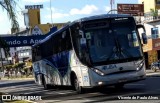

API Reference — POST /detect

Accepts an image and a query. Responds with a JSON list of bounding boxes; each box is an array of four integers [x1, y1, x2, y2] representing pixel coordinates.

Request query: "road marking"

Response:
[[57, 91, 75, 94], [126, 84, 145, 86]]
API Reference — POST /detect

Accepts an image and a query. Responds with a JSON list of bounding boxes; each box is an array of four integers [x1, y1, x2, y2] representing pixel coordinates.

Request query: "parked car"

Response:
[[150, 62, 160, 72]]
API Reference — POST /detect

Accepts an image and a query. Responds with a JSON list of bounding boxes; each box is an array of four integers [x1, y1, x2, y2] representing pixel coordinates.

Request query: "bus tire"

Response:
[[72, 73, 84, 94], [42, 75, 50, 90], [114, 83, 124, 89]]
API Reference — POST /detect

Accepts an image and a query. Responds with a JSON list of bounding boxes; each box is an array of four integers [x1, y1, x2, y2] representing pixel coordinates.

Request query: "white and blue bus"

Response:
[[32, 14, 147, 93]]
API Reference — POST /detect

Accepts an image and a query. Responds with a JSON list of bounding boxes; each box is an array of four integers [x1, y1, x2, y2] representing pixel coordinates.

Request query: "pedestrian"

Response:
[[30, 66, 33, 75], [7, 71, 10, 79]]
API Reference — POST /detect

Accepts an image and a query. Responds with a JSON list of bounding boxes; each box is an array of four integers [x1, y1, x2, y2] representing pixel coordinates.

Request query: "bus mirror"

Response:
[[142, 33, 147, 44], [137, 24, 146, 32], [137, 24, 147, 44]]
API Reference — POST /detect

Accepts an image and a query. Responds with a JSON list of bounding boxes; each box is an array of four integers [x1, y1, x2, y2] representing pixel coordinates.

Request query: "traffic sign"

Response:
[[117, 4, 144, 16]]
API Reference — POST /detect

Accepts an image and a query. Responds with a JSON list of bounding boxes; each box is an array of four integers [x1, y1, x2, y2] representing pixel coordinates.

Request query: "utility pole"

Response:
[[0, 48, 4, 72], [111, 0, 112, 11], [50, 0, 53, 27], [110, 0, 114, 14]]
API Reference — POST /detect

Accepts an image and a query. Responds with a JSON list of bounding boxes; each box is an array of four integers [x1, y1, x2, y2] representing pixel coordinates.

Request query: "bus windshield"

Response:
[[83, 17, 143, 65]]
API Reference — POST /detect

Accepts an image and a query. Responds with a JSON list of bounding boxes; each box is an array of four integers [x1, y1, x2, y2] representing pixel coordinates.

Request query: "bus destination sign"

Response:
[[117, 4, 144, 16]]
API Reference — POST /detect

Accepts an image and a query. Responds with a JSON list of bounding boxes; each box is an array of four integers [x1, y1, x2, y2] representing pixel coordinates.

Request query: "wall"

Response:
[[28, 9, 41, 28], [144, 23, 153, 36], [143, 39, 153, 52], [139, 0, 155, 12], [32, 23, 66, 35], [148, 50, 157, 65], [143, 21, 160, 38]]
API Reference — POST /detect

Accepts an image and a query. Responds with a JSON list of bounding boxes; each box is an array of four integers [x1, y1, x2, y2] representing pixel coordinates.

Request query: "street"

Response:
[[0, 0, 159, 103], [0, 72, 160, 103]]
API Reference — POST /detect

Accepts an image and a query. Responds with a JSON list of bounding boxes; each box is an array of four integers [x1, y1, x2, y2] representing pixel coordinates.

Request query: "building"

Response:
[[13, 5, 66, 63], [139, 0, 160, 68]]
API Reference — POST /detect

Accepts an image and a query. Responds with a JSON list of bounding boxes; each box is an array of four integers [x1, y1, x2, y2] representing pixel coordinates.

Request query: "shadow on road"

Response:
[[0, 80, 35, 88]]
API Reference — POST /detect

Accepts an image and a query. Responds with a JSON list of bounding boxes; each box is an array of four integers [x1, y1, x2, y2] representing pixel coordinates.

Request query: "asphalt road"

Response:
[[0, 73, 160, 103]]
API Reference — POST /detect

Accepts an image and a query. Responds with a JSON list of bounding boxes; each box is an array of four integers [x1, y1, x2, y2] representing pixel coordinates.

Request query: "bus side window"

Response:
[[61, 29, 72, 52], [58, 37, 62, 52], [65, 30, 72, 50], [70, 24, 81, 57], [52, 34, 60, 54]]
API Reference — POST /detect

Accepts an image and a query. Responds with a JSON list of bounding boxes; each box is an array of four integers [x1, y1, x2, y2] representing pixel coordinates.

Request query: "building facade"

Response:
[[14, 6, 66, 63], [139, 0, 160, 68]]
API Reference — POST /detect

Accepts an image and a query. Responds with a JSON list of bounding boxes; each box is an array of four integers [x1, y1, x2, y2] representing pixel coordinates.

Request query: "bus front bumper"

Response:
[[95, 74, 146, 87], [87, 68, 146, 87]]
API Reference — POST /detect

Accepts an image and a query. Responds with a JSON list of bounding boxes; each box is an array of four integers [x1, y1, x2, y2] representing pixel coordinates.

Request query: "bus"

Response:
[[32, 14, 147, 93]]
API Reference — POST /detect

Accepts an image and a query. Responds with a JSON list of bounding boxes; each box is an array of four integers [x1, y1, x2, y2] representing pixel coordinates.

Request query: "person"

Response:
[[7, 70, 10, 79], [30, 66, 33, 75]]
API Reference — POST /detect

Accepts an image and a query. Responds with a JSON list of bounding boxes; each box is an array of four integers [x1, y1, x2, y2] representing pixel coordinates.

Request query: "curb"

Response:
[[146, 70, 160, 77], [1, 78, 34, 80], [146, 73, 160, 77]]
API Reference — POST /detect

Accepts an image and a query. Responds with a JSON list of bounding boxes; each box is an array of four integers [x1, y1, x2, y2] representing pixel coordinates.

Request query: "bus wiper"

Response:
[[106, 37, 133, 61], [115, 38, 133, 58]]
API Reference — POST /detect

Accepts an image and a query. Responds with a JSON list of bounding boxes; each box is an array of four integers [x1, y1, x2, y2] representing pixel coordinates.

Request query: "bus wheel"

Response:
[[114, 84, 124, 89], [73, 75, 84, 94], [42, 76, 50, 90]]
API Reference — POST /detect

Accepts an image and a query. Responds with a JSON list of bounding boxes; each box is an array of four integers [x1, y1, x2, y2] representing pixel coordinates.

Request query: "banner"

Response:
[[0, 27, 57, 47], [1, 35, 46, 47]]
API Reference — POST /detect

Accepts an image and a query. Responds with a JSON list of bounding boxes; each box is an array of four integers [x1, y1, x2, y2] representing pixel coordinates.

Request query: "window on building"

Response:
[[151, 27, 159, 39], [156, 0, 160, 5], [26, 52, 29, 56]]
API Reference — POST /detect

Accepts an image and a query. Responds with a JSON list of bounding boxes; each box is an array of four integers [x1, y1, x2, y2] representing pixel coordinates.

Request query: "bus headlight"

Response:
[[136, 61, 144, 71], [93, 68, 105, 76]]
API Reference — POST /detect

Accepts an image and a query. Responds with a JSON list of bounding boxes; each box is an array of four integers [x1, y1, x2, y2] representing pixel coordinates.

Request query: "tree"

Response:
[[150, 9, 158, 18], [0, 0, 19, 33], [0, 0, 19, 72]]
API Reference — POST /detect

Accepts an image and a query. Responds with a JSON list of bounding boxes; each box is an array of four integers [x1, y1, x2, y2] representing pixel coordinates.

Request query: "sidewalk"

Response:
[[0, 70, 159, 80], [146, 69, 160, 77], [1, 77, 34, 80], [0, 75, 34, 80]]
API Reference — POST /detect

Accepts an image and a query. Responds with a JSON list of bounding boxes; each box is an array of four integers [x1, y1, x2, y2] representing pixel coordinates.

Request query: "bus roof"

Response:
[[32, 14, 132, 47], [32, 25, 70, 47], [71, 14, 132, 24]]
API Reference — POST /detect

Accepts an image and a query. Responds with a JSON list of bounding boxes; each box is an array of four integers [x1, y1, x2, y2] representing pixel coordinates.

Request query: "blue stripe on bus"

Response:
[[44, 51, 70, 77]]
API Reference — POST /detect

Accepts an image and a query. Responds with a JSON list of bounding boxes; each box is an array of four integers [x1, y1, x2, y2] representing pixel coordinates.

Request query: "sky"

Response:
[[0, 0, 139, 34]]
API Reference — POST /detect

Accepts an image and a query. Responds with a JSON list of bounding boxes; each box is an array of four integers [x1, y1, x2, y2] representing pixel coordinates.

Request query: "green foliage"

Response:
[[0, 0, 20, 65], [0, 37, 10, 57], [26, 61, 32, 66], [14, 62, 25, 69], [0, 0, 19, 33], [4, 63, 25, 71], [150, 9, 158, 17]]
